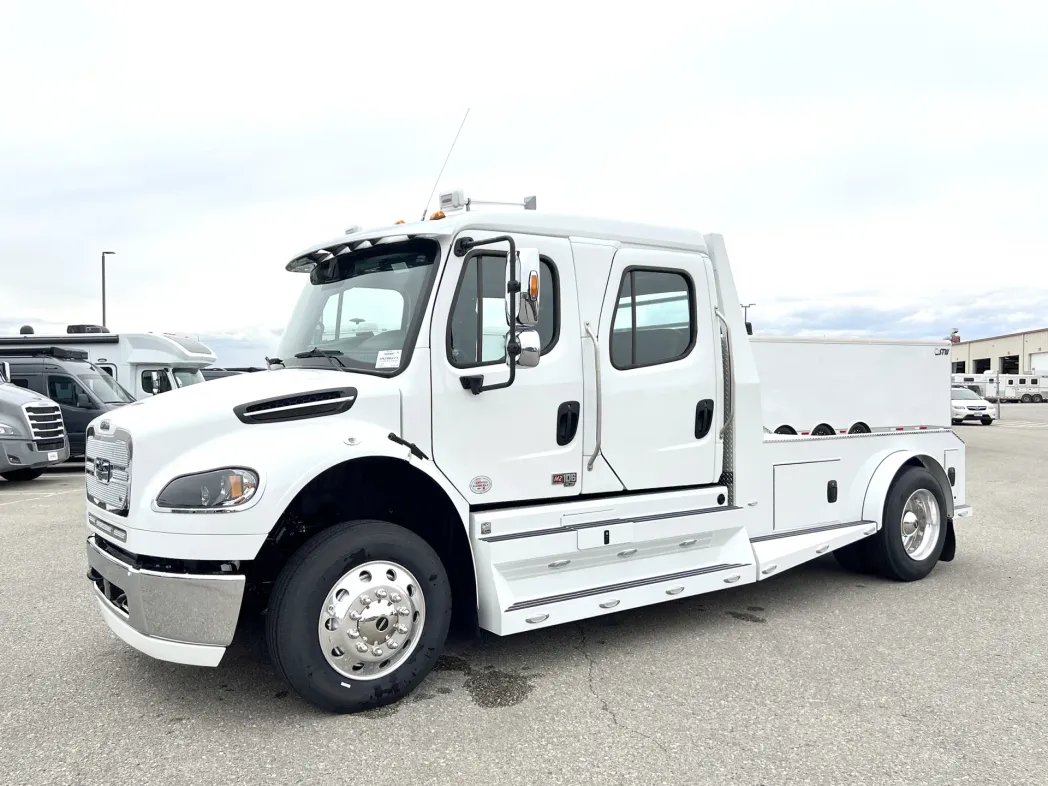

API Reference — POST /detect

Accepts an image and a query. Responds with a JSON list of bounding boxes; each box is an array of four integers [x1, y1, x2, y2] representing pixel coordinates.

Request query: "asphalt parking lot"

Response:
[[2, 407, 1047, 786]]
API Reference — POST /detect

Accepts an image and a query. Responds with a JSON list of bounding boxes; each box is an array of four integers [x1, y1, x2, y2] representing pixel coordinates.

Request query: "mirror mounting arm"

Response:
[[454, 234, 521, 395]]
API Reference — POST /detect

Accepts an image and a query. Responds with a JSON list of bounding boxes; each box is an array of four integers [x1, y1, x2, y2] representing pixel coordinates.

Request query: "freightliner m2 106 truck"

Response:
[[83, 193, 971, 713]]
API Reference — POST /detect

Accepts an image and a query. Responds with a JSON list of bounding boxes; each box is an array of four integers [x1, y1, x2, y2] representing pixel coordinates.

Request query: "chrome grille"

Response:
[[22, 402, 65, 444], [85, 431, 132, 517]]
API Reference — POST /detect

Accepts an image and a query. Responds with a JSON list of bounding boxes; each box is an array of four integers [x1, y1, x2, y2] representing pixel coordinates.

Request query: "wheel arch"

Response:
[[248, 450, 478, 632], [860, 450, 955, 526]]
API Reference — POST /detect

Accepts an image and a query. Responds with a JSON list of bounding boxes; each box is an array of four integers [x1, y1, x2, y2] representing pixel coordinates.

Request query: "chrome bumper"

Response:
[[86, 535, 245, 653]]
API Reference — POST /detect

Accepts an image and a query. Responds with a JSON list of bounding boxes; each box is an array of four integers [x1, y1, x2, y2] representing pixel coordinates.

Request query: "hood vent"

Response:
[[234, 387, 357, 424]]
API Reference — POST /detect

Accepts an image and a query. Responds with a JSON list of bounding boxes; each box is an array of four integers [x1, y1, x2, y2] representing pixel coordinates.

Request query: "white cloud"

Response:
[[1, 1, 1046, 349]]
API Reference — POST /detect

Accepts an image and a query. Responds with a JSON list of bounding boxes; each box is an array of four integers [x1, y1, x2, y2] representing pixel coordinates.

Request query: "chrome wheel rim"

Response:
[[318, 560, 426, 681], [900, 489, 941, 561]]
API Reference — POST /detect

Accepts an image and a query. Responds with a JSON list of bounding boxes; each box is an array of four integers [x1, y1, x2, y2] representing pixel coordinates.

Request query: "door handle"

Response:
[[695, 399, 715, 439], [556, 401, 581, 446]]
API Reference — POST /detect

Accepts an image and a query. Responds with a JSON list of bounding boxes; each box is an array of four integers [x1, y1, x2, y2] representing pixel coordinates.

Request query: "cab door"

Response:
[[45, 373, 99, 457], [429, 232, 585, 505], [594, 248, 721, 491]]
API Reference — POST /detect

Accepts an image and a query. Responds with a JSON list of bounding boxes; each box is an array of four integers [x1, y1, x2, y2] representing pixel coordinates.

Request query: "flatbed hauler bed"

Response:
[[82, 195, 972, 713]]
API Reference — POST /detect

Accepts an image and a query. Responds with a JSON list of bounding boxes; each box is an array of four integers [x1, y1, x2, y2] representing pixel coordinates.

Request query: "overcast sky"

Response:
[[1, 1, 1046, 366]]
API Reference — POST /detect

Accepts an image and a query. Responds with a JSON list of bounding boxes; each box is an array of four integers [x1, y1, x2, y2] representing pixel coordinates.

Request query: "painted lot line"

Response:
[[993, 420, 1048, 430]]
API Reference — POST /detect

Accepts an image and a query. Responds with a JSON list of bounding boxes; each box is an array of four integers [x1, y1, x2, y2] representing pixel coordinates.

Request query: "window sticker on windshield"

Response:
[[375, 349, 402, 369]]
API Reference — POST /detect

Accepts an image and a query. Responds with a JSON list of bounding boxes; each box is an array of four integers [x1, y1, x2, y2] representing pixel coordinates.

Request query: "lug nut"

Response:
[[376, 589, 388, 599], [326, 604, 335, 614], [373, 648, 383, 657], [391, 593, 402, 603], [397, 606, 410, 616], [361, 595, 372, 605], [388, 641, 399, 650], [347, 629, 360, 639], [396, 623, 408, 634], [355, 642, 368, 653], [349, 611, 361, 621]]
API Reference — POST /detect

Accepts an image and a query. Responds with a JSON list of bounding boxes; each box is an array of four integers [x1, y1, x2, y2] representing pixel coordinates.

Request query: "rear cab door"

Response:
[[595, 248, 721, 490]]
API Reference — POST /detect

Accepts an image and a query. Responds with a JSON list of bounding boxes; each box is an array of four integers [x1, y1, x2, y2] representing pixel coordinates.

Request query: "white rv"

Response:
[[0, 327, 216, 399], [951, 372, 1048, 403]]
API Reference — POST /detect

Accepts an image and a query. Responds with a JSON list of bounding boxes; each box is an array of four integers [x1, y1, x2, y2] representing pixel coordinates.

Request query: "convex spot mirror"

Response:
[[505, 248, 541, 329], [507, 328, 541, 369]]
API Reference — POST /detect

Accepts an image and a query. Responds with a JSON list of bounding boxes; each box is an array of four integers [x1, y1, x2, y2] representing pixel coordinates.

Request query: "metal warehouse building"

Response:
[[950, 328, 1048, 375]]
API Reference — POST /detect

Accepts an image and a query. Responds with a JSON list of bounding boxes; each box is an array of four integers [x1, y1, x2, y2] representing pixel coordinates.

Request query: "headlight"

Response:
[[156, 468, 259, 510], [0, 422, 21, 437]]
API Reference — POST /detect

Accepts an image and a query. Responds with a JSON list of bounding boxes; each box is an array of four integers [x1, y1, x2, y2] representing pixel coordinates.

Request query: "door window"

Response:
[[609, 268, 695, 369], [47, 375, 94, 408], [11, 377, 29, 389], [447, 253, 559, 368]]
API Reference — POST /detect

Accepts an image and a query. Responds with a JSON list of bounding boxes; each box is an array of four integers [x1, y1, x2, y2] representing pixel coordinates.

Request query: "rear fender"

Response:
[[860, 450, 955, 530]]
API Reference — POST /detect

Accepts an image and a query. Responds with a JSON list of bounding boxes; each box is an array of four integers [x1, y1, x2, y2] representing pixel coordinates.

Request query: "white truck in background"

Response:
[[753, 336, 952, 435], [81, 194, 972, 714], [0, 326, 216, 398]]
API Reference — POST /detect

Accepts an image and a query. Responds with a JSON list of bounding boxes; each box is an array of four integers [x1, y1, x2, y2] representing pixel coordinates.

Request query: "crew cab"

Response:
[[82, 193, 972, 713]]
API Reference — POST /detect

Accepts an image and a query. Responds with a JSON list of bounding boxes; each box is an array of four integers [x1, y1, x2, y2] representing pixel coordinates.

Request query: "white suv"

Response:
[[951, 386, 994, 426]]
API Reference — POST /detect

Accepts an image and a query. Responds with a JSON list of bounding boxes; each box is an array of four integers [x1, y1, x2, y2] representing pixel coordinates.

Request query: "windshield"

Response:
[[78, 371, 135, 404], [275, 238, 439, 374], [951, 388, 981, 400], [173, 368, 205, 388]]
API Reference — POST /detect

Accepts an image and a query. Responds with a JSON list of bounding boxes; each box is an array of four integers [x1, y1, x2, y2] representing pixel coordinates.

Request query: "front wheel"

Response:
[[266, 519, 452, 713], [981, 417, 993, 425], [0, 468, 44, 482]]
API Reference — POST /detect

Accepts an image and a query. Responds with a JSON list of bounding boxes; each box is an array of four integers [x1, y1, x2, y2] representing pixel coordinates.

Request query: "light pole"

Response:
[[741, 303, 755, 322], [101, 251, 115, 327]]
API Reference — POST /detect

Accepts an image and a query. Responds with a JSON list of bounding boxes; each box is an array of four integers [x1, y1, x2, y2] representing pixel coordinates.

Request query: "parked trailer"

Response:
[[753, 336, 951, 435], [82, 194, 972, 714], [951, 372, 1048, 403]]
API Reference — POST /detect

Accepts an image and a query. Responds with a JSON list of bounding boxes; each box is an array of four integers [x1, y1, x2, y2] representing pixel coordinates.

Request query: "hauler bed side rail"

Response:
[[81, 194, 972, 714]]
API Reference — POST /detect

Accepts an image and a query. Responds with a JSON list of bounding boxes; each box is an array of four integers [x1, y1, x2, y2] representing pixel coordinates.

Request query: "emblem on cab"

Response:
[[469, 476, 492, 494]]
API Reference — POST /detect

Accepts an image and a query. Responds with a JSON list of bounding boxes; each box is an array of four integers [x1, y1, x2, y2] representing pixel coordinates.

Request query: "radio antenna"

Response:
[[421, 108, 470, 220]]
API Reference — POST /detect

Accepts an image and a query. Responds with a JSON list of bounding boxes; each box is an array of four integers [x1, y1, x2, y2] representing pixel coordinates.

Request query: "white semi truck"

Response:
[[0, 327, 217, 398], [82, 195, 972, 713]]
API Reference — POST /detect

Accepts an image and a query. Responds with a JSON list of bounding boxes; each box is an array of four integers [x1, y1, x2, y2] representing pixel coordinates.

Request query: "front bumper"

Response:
[[1, 438, 69, 470], [953, 411, 994, 422], [86, 535, 245, 667]]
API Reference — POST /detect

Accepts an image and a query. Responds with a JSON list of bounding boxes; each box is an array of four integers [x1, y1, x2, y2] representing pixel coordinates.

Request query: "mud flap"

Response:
[[940, 519, 956, 562]]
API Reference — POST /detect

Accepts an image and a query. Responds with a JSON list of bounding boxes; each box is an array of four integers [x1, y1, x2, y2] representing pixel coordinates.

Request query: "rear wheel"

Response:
[[0, 468, 44, 482], [1021, 394, 1033, 403], [1034, 394, 1044, 403], [810, 423, 835, 436], [870, 466, 948, 581], [266, 519, 452, 714]]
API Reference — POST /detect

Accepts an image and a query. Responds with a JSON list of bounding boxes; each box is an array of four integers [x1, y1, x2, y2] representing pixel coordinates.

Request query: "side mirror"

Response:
[[76, 392, 93, 408], [505, 248, 541, 328], [507, 328, 541, 369], [0, 362, 9, 384]]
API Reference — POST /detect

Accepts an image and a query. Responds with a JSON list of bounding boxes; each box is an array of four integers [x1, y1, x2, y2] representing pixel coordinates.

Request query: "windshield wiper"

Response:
[[294, 347, 348, 370]]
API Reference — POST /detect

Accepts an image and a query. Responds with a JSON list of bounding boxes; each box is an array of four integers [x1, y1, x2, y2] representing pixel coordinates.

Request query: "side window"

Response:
[[448, 253, 558, 368], [98, 364, 117, 379], [610, 268, 695, 369], [12, 377, 29, 389], [48, 375, 90, 408], [1033, 378, 1040, 385], [141, 370, 172, 395], [1020, 378, 1027, 385]]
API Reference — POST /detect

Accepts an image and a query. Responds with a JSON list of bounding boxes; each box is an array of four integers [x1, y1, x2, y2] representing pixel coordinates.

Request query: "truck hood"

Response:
[[0, 383, 55, 407], [90, 368, 402, 442]]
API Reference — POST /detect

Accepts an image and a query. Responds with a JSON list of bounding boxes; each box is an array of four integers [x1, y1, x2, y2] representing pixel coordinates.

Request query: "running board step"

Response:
[[750, 520, 876, 579]]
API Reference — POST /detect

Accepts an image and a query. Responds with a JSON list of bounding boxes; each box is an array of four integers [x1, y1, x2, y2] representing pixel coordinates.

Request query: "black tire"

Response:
[[0, 468, 44, 482], [868, 466, 948, 582], [1034, 395, 1044, 403], [1021, 394, 1032, 403], [981, 417, 992, 425], [951, 419, 961, 426], [266, 519, 452, 714]]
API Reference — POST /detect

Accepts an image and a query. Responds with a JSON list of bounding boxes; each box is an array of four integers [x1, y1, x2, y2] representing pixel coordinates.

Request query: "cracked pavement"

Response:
[[2, 407, 1047, 785]]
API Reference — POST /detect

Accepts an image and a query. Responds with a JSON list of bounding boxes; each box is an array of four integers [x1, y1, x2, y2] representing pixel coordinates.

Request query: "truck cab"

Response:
[[82, 194, 971, 714], [0, 360, 70, 481]]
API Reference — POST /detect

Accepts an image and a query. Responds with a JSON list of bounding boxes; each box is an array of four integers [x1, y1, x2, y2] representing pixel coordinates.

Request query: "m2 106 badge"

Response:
[[551, 472, 577, 487]]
